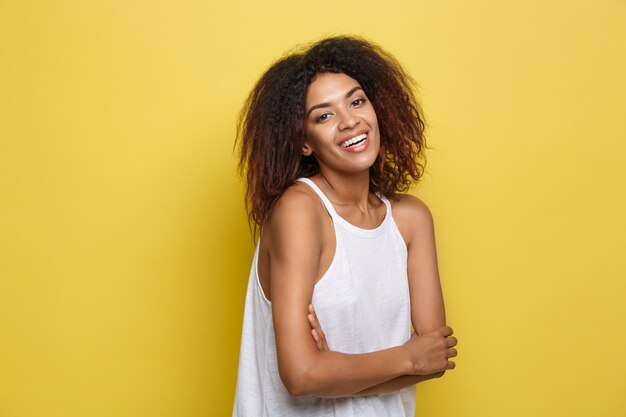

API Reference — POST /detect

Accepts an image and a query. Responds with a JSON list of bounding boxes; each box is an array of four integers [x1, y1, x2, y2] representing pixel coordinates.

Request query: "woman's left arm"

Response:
[[349, 195, 452, 396], [399, 194, 447, 335], [307, 301, 452, 397], [307, 195, 453, 397]]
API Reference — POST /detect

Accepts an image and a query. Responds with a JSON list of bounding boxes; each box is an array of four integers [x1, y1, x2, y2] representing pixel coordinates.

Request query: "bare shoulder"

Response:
[[265, 181, 325, 243], [270, 181, 323, 222], [257, 181, 326, 300], [388, 193, 434, 247], [389, 193, 434, 226]]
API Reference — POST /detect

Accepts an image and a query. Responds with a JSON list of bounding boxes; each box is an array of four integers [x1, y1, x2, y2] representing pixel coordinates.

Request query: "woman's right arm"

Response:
[[307, 305, 454, 397], [267, 189, 455, 398]]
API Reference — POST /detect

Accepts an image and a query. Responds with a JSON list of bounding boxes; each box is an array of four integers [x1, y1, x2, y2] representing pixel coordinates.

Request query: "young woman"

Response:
[[233, 36, 458, 417]]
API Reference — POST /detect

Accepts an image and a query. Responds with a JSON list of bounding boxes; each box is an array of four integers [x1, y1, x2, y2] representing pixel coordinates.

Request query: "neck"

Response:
[[315, 167, 372, 212]]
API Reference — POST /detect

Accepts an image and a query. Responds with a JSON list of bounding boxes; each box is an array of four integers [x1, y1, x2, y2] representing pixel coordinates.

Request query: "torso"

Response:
[[258, 175, 414, 301], [233, 175, 417, 416]]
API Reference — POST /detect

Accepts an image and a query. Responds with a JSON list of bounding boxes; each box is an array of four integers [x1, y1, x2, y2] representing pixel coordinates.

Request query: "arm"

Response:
[[397, 195, 448, 336], [358, 197, 455, 396], [352, 373, 443, 396], [268, 189, 411, 398], [268, 188, 453, 398], [307, 304, 451, 397], [302, 195, 458, 398]]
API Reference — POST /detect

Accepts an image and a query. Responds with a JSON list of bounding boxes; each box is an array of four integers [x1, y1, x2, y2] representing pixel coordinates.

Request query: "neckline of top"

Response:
[[296, 177, 390, 238]]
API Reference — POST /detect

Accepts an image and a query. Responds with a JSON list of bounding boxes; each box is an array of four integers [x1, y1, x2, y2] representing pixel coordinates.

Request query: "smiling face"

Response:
[[302, 72, 380, 175]]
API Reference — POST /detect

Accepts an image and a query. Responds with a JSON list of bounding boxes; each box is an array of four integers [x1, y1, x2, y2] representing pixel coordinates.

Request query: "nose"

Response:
[[337, 107, 358, 130]]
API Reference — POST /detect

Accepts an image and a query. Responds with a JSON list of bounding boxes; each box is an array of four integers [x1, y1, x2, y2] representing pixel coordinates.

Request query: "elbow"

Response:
[[284, 381, 307, 398], [279, 362, 318, 398]]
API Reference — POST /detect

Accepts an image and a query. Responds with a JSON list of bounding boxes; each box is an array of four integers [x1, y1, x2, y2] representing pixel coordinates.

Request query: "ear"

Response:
[[302, 142, 313, 156]]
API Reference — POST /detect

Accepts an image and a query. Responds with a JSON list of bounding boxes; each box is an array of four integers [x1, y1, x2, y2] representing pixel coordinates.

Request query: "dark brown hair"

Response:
[[235, 35, 427, 234]]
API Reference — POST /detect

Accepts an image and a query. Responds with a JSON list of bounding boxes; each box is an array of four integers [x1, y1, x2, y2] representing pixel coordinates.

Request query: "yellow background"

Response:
[[1, 0, 625, 416]]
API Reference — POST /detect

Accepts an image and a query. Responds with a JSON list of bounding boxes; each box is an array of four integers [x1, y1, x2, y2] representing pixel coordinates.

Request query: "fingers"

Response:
[[438, 328, 458, 371], [308, 318, 324, 351], [438, 325, 453, 337], [309, 303, 321, 324], [445, 336, 458, 348], [410, 326, 458, 374], [307, 304, 318, 329], [308, 304, 328, 351], [444, 345, 457, 371], [311, 328, 321, 344]]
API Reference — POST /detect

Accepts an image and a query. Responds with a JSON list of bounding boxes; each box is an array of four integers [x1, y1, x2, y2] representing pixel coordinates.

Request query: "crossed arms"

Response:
[[266, 189, 458, 398]]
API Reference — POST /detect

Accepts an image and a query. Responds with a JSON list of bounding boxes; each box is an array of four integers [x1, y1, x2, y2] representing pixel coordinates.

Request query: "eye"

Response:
[[316, 113, 332, 123], [351, 98, 367, 107]]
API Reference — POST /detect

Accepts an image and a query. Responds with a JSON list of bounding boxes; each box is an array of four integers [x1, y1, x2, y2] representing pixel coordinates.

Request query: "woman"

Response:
[[233, 36, 458, 416]]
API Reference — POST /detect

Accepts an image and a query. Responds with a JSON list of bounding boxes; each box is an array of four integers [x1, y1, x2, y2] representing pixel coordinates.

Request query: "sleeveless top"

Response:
[[232, 177, 415, 417]]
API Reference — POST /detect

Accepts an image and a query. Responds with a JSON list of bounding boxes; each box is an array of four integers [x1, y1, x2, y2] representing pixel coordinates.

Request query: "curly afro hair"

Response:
[[236, 35, 427, 233]]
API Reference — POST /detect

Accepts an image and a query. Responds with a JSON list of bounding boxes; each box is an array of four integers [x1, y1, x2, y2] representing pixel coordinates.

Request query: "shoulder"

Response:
[[264, 181, 325, 244], [389, 193, 433, 225], [388, 193, 434, 245], [271, 181, 324, 222]]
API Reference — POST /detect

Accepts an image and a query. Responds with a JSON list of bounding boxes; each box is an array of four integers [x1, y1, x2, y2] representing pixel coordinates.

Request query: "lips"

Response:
[[340, 134, 370, 153], [340, 132, 368, 148]]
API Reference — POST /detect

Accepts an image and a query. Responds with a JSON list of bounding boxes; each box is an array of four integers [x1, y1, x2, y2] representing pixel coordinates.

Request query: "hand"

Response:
[[307, 304, 329, 351], [402, 325, 458, 375]]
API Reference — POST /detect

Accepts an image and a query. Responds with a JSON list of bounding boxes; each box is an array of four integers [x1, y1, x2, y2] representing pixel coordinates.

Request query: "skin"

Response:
[[256, 72, 458, 398]]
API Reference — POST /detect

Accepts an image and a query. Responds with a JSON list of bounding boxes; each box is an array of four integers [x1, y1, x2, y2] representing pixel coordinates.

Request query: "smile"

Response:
[[340, 133, 367, 148]]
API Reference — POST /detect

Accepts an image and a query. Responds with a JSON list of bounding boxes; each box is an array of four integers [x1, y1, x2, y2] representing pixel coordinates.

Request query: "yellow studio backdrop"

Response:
[[1, 0, 625, 416]]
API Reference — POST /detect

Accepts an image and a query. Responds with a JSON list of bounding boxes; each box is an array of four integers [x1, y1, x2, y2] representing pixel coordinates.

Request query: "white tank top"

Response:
[[233, 177, 416, 417]]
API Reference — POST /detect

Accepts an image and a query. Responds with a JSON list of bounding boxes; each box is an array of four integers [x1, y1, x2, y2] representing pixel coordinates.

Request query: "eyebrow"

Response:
[[306, 86, 363, 117]]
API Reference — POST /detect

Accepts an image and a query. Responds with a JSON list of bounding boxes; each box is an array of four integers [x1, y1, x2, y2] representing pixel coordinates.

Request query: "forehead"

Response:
[[305, 72, 362, 106]]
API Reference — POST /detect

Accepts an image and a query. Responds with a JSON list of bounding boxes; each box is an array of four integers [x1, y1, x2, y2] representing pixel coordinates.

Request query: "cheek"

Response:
[[361, 105, 379, 128], [369, 109, 379, 127], [307, 126, 333, 146]]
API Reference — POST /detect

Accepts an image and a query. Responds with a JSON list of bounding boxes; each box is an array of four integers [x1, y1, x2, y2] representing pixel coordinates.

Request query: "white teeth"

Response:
[[340, 133, 367, 148]]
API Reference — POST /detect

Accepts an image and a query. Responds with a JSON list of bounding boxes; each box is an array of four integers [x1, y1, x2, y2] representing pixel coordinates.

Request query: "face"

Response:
[[302, 72, 380, 174]]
